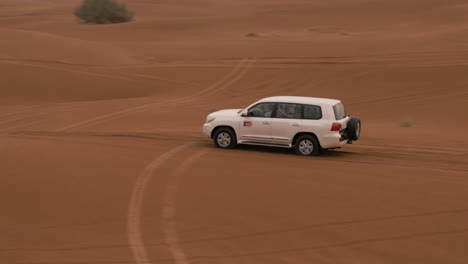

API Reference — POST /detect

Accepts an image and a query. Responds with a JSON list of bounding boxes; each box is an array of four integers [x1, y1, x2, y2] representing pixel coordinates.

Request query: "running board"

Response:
[[240, 141, 291, 148]]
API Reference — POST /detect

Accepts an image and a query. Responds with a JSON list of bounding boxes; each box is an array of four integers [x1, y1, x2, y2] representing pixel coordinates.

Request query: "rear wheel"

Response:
[[346, 117, 361, 140], [213, 127, 237, 149], [294, 135, 320, 156]]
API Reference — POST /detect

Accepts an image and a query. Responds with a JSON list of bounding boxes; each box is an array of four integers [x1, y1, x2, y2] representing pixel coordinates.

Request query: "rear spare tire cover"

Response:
[[346, 117, 361, 140]]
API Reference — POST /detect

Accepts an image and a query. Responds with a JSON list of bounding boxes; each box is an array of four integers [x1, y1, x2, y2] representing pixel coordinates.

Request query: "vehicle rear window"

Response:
[[333, 102, 347, 120], [303, 105, 322, 120]]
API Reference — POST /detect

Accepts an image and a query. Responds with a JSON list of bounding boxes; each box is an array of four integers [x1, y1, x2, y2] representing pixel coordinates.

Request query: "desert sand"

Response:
[[1, 0, 468, 263]]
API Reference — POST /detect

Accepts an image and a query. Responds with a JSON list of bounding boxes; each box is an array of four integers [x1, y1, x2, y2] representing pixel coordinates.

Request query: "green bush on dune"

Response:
[[74, 0, 134, 24]]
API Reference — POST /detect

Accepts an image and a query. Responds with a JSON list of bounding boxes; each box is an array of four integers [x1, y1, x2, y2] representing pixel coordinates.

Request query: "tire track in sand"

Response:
[[128, 144, 207, 264], [0, 104, 87, 133], [56, 58, 254, 132], [128, 144, 190, 264], [160, 149, 208, 264]]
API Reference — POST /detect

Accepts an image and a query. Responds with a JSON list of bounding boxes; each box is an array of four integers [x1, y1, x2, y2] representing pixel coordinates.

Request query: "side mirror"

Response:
[[240, 109, 248, 117]]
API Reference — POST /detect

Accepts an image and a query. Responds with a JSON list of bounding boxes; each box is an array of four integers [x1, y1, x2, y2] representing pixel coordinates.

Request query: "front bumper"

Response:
[[202, 123, 214, 138]]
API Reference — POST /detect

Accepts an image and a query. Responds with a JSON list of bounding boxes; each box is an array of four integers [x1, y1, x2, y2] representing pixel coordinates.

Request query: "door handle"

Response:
[[262, 121, 271, 125], [292, 123, 300, 127]]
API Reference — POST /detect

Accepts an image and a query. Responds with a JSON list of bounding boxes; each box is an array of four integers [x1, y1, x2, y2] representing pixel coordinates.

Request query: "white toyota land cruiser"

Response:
[[203, 96, 361, 156]]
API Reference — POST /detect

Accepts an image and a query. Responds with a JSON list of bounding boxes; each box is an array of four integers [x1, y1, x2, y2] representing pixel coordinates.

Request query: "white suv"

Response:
[[203, 96, 361, 155]]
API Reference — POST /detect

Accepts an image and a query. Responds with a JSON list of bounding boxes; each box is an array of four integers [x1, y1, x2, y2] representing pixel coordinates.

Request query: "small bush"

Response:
[[74, 0, 134, 24], [400, 120, 413, 127], [246, 32, 258, 37]]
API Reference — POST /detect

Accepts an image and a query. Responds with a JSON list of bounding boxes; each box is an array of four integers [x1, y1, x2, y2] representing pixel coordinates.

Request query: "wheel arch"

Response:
[[211, 125, 237, 139], [292, 132, 321, 148]]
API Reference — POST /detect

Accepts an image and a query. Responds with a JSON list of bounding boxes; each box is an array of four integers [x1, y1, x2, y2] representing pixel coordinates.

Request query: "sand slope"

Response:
[[1, 0, 467, 264]]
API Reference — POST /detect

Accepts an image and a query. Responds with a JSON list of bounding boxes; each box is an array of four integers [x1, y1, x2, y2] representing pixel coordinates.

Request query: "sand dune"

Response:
[[0, 28, 139, 65], [1, 0, 467, 264]]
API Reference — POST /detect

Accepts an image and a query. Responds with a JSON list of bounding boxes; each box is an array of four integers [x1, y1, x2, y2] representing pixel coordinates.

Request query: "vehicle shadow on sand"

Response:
[[208, 143, 359, 158]]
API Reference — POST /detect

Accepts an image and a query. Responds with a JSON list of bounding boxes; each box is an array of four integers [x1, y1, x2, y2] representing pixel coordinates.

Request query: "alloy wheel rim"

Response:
[[299, 139, 313, 154], [217, 132, 231, 147]]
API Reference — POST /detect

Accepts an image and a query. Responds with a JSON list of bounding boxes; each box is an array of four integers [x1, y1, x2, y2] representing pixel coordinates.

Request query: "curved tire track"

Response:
[[56, 58, 254, 132], [128, 144, 208, 264], [128, 144, 190, 264], [161, 149, 208, 264]]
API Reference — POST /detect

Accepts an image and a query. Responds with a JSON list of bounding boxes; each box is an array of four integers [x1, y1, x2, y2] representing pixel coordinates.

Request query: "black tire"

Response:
[[213, 127, 237, 149], [346, 117, 361, 140], [294, 134, 320, 156]]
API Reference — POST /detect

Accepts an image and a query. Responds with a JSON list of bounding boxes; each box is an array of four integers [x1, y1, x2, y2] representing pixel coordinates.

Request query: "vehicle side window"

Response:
[[303, 104, 322, 120], [248, 103, 275, 118], [275, 103, 301, 119]]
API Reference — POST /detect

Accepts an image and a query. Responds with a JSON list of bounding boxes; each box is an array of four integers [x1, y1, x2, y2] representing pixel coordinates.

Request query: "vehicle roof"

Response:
[[258, 96, 341, 106]]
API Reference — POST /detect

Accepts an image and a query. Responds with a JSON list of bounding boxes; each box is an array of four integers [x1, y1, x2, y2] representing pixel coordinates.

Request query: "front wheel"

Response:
[[294, 135, 320, 156], [213, 128, 237, 149]]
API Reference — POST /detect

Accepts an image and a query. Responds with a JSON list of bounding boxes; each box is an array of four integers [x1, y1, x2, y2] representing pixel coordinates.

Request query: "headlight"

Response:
[[206, 116, 216, 123]]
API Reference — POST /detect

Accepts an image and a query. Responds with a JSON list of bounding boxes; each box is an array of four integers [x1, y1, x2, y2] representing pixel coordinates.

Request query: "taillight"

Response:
[[331, 122, 342, 131]]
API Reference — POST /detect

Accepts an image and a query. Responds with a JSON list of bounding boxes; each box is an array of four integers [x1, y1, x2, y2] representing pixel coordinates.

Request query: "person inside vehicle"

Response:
[[248, 103, 273, 117], [277, 104, 295, 118], [262, 104, 273, 117]]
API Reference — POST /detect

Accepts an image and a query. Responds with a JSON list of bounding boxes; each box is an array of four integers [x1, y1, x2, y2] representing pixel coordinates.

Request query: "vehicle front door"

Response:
[[238, 102, 275, 143]]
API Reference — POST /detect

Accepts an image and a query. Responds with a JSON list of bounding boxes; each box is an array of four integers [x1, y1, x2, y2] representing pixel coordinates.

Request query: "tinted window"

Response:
[[248, 103, 275, 118], [333, 103, 346, 120], [303, 105, 322, 120], [275, 103, 301, 119]]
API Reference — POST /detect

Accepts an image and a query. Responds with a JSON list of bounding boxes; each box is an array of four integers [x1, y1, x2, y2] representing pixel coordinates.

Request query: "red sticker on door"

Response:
[[244, 121, 252, 126]]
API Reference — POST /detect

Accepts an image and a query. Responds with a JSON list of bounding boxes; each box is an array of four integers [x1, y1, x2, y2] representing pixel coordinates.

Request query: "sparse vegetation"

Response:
[[74, 0, 134, 24], [246, 32, 258, 37], [400, 120, 413, 127]]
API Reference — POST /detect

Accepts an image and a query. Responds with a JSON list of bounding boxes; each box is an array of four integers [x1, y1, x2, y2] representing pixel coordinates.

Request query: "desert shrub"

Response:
[[246, 32, 258, 37], [400, 120, 413, 127], [74, 0, 134, 24]]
